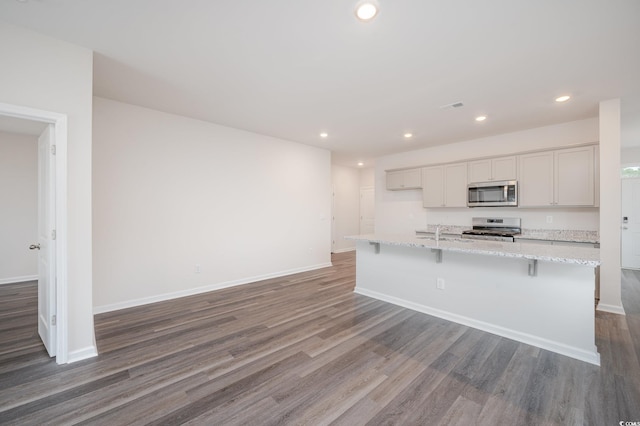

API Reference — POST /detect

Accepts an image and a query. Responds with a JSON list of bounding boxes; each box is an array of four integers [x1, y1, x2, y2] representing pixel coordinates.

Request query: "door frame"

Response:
[[331, 184, 336, 253], [359, 186, 375, 235], [0, 102, 68, 364], [621, 176, 640, 270]]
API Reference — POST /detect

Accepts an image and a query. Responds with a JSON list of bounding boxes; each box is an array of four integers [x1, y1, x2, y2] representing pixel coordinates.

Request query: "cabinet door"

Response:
[[492, 156, 517, 181], [551, 241, 597, 247], [422, 166, 444, 207], [514, 238, 553, 245], [386, 171, 405, 190], [467, 160, 491, 183], [444, 163, 468, 207], [403, 168, 422, 189], [468, 156, 516, 182], [519, 152, 554, 207], [555, 146, 594, 206], [386, 169, 422, 190]]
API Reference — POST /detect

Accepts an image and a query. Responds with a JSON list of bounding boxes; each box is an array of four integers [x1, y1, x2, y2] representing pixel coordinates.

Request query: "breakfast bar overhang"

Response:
[[347, 234, 601, 365]]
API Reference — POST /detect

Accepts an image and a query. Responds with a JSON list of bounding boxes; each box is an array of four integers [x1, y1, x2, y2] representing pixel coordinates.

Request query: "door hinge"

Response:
[[51, 145, 56, 155], [51, 315, 57, 326], [51, 229, 56, 240]]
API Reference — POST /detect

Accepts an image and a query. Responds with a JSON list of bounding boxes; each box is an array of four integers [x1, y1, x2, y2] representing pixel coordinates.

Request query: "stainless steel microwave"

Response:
[[467, 180, 518, 207]]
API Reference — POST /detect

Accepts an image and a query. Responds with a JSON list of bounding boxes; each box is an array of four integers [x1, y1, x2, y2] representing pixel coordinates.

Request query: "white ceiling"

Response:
[[1, 0, 639, 165]]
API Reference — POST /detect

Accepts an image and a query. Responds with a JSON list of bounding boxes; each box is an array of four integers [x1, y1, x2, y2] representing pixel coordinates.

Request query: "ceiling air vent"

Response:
[[439, 101, 464, 110]]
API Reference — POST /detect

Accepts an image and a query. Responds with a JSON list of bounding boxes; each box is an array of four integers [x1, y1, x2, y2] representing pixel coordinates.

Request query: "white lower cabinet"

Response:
[[422, 162, 467, 208], [515, 238, 597, 248], [514, 238, 553, 245]]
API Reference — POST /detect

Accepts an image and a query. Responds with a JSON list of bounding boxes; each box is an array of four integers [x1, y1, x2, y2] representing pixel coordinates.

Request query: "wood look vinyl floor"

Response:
[[1, 252, 639, 425]]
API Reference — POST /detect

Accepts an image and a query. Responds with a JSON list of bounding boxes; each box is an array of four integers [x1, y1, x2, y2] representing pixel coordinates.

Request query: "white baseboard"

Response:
[[332, 247, 355, 254], [66, 345, 98, 364], [0, 275, 38, 285], [596, 303, 626, 315], [94, 262, 333, 315], [355, 286, 601, 366]]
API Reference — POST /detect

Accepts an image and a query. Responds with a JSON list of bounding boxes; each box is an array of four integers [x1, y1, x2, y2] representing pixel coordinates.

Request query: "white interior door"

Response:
[[360, 187, 375, 234], [36, 125, 56, 356], [331, 185, 336, 252], [622, 178, 640, 269]]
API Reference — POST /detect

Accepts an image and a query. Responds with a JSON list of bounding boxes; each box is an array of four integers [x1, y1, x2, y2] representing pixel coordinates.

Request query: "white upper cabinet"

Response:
[[386, 171, 405, 190], [555, 146, 595, 206], [492, 156, 518, 181], [519, 146, 595, 207], [445, 163, 468, 207], [468, 156, 517, 183], [422, 166, 444, 207], [468, 160, 491, 183], [422, 162, 467, 208], [404, 168, 423, 188], [386, 168, 422, 190], [519, 152, 554, 207]]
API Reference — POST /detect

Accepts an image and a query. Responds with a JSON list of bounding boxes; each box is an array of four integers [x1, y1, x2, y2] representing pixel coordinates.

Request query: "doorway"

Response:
[[622, 177, 640, 269], [0, 102, 69, 363], [360, 186, 375, 234]]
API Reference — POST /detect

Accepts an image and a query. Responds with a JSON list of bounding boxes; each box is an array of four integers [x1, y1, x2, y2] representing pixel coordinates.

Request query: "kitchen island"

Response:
[[346, 234, 600, 365]]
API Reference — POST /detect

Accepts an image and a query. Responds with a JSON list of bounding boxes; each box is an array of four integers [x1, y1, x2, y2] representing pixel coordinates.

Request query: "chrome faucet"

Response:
[[435, 225, 441, 242]]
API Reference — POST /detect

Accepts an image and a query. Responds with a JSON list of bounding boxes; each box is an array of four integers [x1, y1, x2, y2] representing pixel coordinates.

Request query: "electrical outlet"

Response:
[[546, 215, 553, 224], [436, 277, 445, 290], [195, 264, 201, 274]]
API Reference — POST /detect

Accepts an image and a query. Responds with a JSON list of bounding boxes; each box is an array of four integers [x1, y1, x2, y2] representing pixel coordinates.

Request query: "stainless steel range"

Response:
[[461, 217, 521, 242]]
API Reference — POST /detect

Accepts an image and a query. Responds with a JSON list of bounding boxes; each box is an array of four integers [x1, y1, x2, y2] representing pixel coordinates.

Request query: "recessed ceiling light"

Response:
[[404, 133, 413, 139], [475, 115, 487, 122], [555, 95, 571, 103], [357, 162, 364, 166], [356, 2, 378, 21], [319, 132, 328, 138]]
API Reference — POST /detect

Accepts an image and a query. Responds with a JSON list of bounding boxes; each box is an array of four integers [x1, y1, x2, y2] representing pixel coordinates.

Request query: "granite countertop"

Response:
[[415, 225, 599, 244], [347, 233, 600, 267], [516, 229, 599, 244], [416, 225, 470, 235]]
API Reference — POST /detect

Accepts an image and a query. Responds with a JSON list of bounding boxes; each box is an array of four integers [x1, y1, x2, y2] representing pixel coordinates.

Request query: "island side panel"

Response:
[[354, 240, 599, 365]]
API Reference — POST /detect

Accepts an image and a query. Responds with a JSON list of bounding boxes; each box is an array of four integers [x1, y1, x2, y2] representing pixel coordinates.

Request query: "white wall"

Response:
[[621, 147, 640, 165], [621, 96, 640, 149], [332, 165, 360, 252], [0, 131, 37, 284], [93, 97, 331, 311], [0, 23, 95, 359], [374, 118, 600, 233], [599, 99, 623, 314], [360, 167, 375, 187]]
